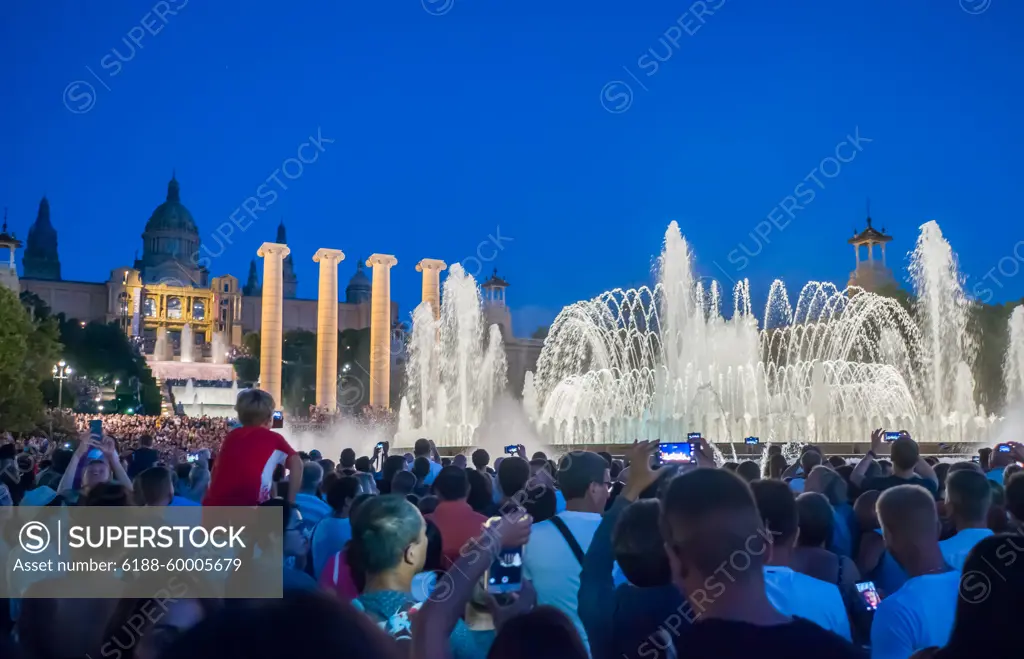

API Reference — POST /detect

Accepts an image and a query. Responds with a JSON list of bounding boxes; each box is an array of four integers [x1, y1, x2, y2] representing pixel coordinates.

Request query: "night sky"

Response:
[[2, 1, 1022, 335]]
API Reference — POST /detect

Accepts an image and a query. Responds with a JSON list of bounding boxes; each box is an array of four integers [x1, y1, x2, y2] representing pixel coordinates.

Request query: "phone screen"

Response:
[[504, 445, 519, 456], [186, 453, 199, 463], [997, 444, 1012, 453], [659, 442, 694, 464], [271, 411, 284, 429], [884, 431, 900, 442], [856, 581, 881, 611], [487, 547, 523, 594], [687, 432, 701, 441], [745, 436, 759, 445], [89, 419, 103, 438]]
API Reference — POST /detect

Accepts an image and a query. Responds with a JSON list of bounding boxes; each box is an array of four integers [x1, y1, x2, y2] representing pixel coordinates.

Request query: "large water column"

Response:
[[180, 324, 194, 362], [313, 248, 345, 412], [415, 258, 447, 320], [367, 254, 398, 408], [258, 242, 291, 408]]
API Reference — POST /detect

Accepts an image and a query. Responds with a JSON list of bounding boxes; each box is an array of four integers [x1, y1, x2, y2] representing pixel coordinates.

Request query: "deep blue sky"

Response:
[[2, 0, 1022, 335]]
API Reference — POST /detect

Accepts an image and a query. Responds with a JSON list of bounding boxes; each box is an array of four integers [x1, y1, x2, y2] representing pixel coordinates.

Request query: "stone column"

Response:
[[415, 258, 447, 320], [313, 248, 345, 412], [258, 242, 290, 409], [366, 254, 398, 409]]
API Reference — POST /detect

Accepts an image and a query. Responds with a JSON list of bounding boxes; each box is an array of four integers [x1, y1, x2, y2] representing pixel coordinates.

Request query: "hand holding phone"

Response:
[[658, 442, 695, 465], [504, 444, 520, 457], [884, 431, 901, 442], [745, 436, 759, 445]]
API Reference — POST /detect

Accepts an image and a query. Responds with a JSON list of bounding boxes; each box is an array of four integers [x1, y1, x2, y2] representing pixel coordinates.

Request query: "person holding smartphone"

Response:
[[851, 429, 939, 498]]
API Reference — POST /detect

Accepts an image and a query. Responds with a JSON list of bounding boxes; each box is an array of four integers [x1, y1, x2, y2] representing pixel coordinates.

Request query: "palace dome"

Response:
[[346, 260, 371, 303], [144, 174, 199, 235]]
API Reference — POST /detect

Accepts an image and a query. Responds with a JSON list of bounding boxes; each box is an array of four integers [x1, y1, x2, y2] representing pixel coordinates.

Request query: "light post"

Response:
[[50, 360, 72, 436]]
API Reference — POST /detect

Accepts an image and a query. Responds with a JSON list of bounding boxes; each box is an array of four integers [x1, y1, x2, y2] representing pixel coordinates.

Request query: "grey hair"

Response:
[[302, 461, 324, 492]]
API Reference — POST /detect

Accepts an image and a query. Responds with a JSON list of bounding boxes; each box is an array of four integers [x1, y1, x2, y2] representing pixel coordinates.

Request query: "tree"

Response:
[[1, 287, 62, 431]]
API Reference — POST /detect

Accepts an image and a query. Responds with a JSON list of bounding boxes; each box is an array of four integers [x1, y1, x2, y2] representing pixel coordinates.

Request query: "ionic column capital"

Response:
[[415, 258, 447, 273], [313, 248, 346, 264], [257, 242, 291, 259], [367, 254, 398, 269]]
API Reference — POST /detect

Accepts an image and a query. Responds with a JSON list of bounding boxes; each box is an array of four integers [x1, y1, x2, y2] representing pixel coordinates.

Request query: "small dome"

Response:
[[144, 175, 199, 235], [345, 260, 371, 303]]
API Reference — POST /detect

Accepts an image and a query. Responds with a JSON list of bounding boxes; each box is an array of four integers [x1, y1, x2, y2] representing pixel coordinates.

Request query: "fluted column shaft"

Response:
[[258, 242, 290, 408], [314, 248, 345, 411], [367, 254, 398, 409]]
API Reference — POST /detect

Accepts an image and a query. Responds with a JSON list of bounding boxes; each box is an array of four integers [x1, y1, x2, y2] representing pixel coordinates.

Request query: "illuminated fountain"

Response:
[[180, 323, 195, 363], [532, 220, 997, 450], [397, 263, 508, 447], [1005, 306, 1024, 409]]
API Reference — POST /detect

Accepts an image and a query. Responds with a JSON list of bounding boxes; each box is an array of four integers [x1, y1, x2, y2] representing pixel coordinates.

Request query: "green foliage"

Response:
[[1, 287, 62, 431]]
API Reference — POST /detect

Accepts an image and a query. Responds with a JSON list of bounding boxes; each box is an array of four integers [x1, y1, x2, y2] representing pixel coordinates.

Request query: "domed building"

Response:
[[345, 259, 371, 303], [134, 173, 207, 286]]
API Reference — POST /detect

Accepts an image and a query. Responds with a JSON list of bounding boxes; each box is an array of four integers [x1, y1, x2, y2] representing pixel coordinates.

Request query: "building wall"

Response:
[[238, 295, 395, 334], [21, 279, 108, 321]]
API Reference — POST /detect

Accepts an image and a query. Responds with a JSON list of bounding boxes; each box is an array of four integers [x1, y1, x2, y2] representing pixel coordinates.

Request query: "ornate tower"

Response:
[[0, 210, 22, 293], [22, 196, 61, 280], [481, 268, 513, 339], [276, 220, 298, 299], [242, 259, 261, 296], [847, 214, 895, 292]]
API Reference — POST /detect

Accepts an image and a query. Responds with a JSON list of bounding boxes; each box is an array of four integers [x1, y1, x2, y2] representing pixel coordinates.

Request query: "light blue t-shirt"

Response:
[[555, 489, 566, 513], [295, 492, 333, 528], [424, 460, 443, 486], [311, 516, 352, 577], [939, 528, 993, 571], [985, 468, 1004, 485], [871, 570, 960, 659]]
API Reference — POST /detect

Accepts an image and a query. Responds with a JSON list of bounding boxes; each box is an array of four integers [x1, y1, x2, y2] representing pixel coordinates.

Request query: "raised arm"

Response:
[[851, 429, 882, 488], [57, 437, 89, 494], [102, 437, 132, 490]]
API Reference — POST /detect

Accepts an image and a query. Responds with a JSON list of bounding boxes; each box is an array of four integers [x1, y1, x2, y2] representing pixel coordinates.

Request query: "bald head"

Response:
[[877, 485, 939, 551]]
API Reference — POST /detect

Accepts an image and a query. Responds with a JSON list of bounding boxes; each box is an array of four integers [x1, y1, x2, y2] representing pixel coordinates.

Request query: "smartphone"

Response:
[[271, 411, 284, 429], [89, 419, 103, 438], [486, 547, 523, 594], [687, 432, 701, 441], [658, 442, 695, 465], [504, 445, 520, 456], [62, 442, 72, 450], [997, 443, 1012, 453], [745, 436, 759, 445], [883, 431, 900, 442], [855, 581, 881, 611], [972, 455, 981, 463], [186, 452, 199, 463], [375, 442, 385, 449]]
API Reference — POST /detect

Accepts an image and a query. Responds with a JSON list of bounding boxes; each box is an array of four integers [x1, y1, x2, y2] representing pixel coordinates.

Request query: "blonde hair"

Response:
[[235, 388, 275, 426]]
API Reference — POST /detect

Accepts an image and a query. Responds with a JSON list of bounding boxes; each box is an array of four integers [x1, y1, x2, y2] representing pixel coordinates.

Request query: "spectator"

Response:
[[872, 485, 959, 659], [340, 447, 357, 473], [751, 480, 851, 641], [127, 434, 159, 479], [578, 441, 686, 659], [787, 447, 822, 493], [453, 454, 468, 469], [187, 464, 210, 502], [312, 475, 360, 576], [173, 463, 194, 499], [258, 499, 317, 591], [806, 465, 856, 558], [938, 469, 993, 570], [983, 443, 1024, 484], [791, 492, 860, 588], [1006, 471, 1024, 530], [921, 534, 1024, 659], [853, 490, 907, 598], [350, 495, 429, 642], [133, 466, 174, 506], [851, 431, 939, 498], [465, 468, 496, 516], [488, 607, 589, 659], [659, 468, 860, 657], [392, 470, 418, 498], [522, 451, 611, 650], [414, 438, 442, 485], [57, 436, 132, 505], [471, 448, 490, 474], [426, 466, 488, 568], [295, 461, 332, 530], [736, 460, 761, 483], [412, 456, 433, 497], [203, 389, 302, 506]]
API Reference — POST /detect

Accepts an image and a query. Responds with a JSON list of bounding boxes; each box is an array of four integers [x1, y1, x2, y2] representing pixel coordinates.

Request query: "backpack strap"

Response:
[[549, 515, 585, 565]]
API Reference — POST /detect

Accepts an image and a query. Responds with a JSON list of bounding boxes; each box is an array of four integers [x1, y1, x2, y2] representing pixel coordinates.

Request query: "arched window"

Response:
[[167, 297, 182, 319], [193, 300, 206, 320]]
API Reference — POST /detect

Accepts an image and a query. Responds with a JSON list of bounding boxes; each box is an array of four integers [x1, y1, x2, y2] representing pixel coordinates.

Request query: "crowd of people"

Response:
[[70, 413, 230, 453], [2, 396, 1024, 659]]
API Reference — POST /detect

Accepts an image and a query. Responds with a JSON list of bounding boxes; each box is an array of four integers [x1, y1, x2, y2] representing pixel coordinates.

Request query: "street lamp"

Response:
[[50, 360, 72, 436]]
